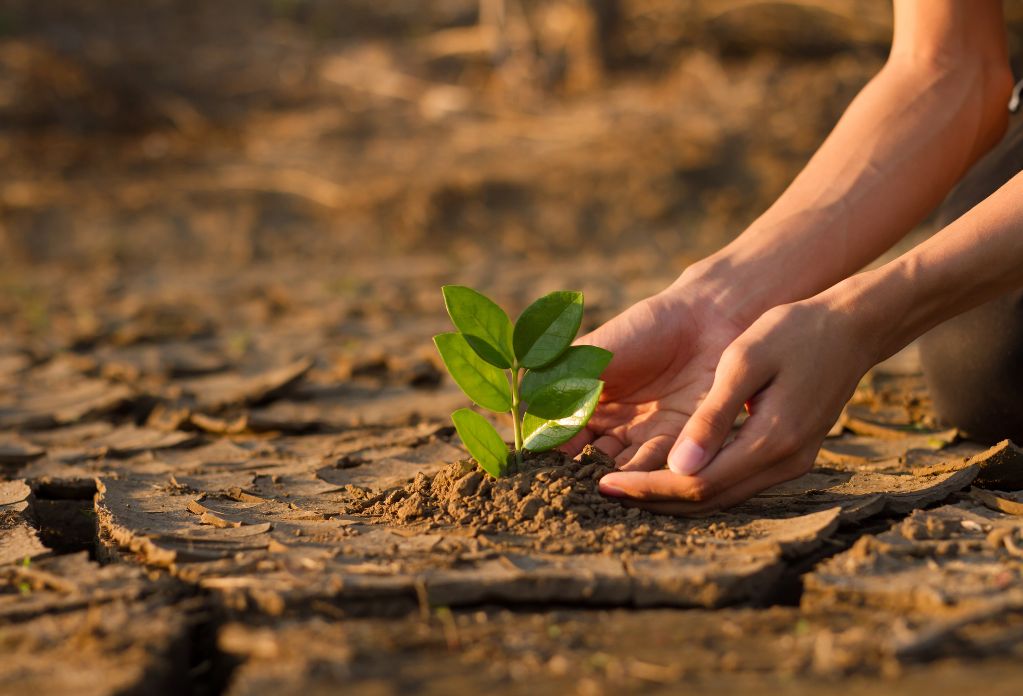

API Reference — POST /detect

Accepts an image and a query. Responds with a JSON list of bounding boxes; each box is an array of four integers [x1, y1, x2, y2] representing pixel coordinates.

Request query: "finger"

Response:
[[600, 439, 810, 507], [592, 434, 626, 459], [681, 395, 803, 497], [621, 454, 811, 516], [613, 443, 640, 468], [600, 392, 791, 502], [667, 345, 773, 476], [560, 428, 595, 457], [618, 434, 675, 471], [598, 468, 710, 502]]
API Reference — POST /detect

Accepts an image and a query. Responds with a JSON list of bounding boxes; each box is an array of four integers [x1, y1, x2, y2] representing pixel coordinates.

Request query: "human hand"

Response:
[[562, 276, 750, 471], [596, 294, 878, 514]]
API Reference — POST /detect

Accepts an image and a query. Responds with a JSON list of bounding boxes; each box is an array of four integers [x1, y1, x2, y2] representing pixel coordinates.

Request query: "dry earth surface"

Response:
[[3, 1, 1023, 694]]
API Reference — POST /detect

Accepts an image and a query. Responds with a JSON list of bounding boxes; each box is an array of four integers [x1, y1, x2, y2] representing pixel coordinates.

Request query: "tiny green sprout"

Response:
[[17, 557, 31, 595], [434, 286, 612, 477]]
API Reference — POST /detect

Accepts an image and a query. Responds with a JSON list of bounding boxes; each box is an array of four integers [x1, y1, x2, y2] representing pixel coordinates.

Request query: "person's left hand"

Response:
[[598, 294, 879, 514]]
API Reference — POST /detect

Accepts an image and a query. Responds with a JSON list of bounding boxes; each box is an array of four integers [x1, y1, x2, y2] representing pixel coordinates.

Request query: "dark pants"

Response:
[[918, 119, 1023, 443]]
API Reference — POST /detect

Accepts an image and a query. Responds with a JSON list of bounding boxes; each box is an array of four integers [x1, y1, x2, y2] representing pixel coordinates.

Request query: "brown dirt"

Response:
[[359, 445, 754, 554], [5, 2, 1023, 694]]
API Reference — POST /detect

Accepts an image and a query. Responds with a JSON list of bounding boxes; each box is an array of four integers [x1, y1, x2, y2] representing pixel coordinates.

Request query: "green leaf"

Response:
[[522, 377, 603, 452], [513, 291, 584, 369], [442, 286, 515, 368], [434, 333, 512, 413], [451, 408, 509, 477], [520, 345, 612, 404]]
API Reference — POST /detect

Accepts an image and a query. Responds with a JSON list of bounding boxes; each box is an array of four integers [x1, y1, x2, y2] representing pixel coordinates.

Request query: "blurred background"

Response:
[[0, 0, 898, 268], [2, 1, 1023, 369]]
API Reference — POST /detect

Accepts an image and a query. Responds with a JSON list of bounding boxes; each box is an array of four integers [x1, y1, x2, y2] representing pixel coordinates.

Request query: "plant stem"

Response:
[[510, 366, 523, 467]]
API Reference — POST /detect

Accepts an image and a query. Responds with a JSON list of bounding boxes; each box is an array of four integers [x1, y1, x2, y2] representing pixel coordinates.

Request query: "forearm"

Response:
[[678, 1, 1011, 324], [832, 172, 1023, 362]]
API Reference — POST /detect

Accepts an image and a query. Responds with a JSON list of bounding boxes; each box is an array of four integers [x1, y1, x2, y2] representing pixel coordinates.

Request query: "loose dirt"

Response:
[[360, 445, 753, 554], [5, 1, 1023, 693]]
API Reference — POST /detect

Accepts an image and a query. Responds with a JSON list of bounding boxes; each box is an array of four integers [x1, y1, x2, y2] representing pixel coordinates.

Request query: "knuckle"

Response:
[[775, 456, 814, 485], [792, 455, 815, 476], [764, 303, 800, 326], [747, 424, 796, 458], [721, 343, 753, 372], [721, 339, 769, 381], [687, 407, 736, 440], [751, 413, 799, 456], [692, 407, 733, 439], [771, 428, 802, 456], [687, 476, 715, 502]]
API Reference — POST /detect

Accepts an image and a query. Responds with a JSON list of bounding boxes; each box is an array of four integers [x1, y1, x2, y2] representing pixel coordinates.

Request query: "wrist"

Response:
[[813, 265, 917, 365], [669, 241, 806, 328], [665, 255, 755, 329]]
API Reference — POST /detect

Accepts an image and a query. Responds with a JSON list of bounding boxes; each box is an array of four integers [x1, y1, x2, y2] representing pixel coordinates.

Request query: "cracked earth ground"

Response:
[[4, 2, 1023, 693], [3, 257, 1023, 696]]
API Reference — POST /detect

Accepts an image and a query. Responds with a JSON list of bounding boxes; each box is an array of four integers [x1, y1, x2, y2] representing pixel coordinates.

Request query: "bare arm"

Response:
[[600, 170, 1023, 514], [571, 0, 1017, 480], [682, 0, 1013, 326], [844, 171, 1023, 360]]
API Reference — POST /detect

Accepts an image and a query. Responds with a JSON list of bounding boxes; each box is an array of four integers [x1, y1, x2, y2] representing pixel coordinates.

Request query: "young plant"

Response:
[[434, 286, 612, 477]]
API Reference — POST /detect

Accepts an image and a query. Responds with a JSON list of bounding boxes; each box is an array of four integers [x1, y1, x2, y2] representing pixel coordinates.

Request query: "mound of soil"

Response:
[[358, 445, 746, 555]]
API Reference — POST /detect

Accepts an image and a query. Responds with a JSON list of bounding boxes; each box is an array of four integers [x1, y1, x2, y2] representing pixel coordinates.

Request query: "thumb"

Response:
[[668, 347, 769, 475]]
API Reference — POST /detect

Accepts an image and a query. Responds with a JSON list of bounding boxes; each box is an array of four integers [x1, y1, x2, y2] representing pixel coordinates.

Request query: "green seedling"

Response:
[[434, 286, 612, 477], [18, 556, 31, 595]]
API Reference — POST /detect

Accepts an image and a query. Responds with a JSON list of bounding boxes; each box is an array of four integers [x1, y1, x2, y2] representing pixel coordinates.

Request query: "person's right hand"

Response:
[[562, 279, 750, 471], [591, 292, 878, 514]]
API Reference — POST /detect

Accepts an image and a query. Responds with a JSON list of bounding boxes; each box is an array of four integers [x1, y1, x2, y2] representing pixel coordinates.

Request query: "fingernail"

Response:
[[598, 477, 627, 497], [669, 438, 705, 475]]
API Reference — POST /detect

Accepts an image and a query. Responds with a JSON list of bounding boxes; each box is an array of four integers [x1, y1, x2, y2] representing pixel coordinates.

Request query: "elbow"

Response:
[[888, 52, 1015, 162], [975, 61, 1015, 152], [948, 56, 1013, 170]]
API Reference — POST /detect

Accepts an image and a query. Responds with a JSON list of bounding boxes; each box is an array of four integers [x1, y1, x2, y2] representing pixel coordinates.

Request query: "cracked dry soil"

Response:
[[4, 268, 1023, 696], [6, 1, 1023, 693]]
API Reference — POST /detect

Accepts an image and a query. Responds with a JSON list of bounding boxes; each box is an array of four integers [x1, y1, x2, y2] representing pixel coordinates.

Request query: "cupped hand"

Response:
[[597, 296, 878, 514], [562, 282, 749, 471]]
